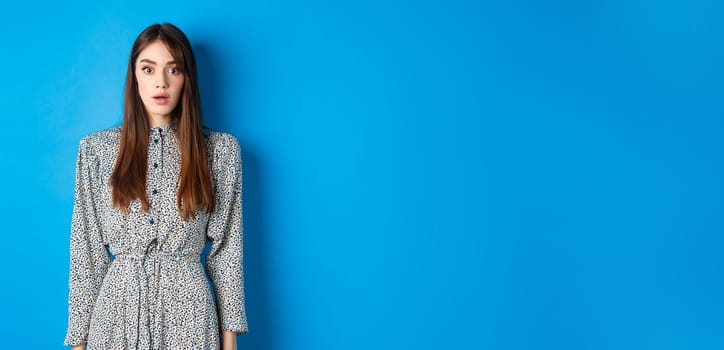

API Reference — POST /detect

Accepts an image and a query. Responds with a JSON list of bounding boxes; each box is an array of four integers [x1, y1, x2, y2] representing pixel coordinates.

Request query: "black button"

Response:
[[149, 219, 155, 224], [152, 189, 158, 195], [154, 139, 159, 144], [153, 163, 158, 168]]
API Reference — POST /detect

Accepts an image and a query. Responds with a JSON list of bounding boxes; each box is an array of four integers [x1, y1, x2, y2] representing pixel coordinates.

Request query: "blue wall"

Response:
[[1, 0, 723, 349]]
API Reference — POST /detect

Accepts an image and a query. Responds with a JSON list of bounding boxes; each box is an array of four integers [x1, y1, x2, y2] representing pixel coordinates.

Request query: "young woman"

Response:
[[63, 23, 248, 350]]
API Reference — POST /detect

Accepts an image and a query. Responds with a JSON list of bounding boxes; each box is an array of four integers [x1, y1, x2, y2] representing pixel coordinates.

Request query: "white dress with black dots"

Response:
[[63, 124, 248, 349]]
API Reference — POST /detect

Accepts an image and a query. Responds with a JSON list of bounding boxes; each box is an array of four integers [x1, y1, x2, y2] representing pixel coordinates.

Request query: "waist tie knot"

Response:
[[114, 240, 197, 350]]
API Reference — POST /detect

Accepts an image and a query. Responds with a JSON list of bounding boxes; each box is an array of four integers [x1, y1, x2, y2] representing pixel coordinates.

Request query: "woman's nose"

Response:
[[155, 76, 168, 88]]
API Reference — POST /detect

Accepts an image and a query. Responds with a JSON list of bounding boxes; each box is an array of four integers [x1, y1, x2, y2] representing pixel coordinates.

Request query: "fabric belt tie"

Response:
[[114, 240, 195, 350]]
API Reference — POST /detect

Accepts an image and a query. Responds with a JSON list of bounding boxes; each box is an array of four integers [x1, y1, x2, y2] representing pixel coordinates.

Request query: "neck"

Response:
[[148, 114, 171, 128]]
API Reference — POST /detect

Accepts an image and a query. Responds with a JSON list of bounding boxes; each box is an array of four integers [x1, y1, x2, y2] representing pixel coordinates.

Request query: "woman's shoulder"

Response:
[[79, 125, 122, 144], [202, 126, 241, 153], [78, 126, 122, 153]]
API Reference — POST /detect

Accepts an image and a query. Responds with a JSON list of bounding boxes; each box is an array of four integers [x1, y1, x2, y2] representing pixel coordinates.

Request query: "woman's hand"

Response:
[[71, 344, 86, 350], [221, 330, 238, 350]]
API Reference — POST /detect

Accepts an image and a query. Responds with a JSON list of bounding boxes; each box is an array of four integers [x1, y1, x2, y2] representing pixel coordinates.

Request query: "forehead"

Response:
[[136, 40, 175, 63]]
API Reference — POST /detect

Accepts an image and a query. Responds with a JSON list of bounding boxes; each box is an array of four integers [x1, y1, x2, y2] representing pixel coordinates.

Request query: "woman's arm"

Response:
[[71, 345, 85, 350], [65, 137, 111, 347], [222, 331, 238, 350], [206, 134, 249, 335]]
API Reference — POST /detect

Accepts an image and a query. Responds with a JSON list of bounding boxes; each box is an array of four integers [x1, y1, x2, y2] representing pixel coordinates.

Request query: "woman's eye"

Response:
[[142, 67, 153, 74], [168, 67, 179, 74]]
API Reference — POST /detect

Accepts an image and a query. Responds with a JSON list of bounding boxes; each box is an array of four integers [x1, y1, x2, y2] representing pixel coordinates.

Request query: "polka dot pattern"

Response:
[[64, 124, 248, 349]]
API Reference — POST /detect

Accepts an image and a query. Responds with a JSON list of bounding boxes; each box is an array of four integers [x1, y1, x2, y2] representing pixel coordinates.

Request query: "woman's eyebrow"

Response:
[[138, 58, 177, 66]]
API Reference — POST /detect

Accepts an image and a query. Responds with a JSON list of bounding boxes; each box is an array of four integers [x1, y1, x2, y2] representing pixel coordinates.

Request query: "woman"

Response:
[[63, 23, 248, 350]]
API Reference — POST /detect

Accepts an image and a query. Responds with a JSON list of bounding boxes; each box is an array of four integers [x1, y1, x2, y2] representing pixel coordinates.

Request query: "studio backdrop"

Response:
[[1, 0, 723, 349]]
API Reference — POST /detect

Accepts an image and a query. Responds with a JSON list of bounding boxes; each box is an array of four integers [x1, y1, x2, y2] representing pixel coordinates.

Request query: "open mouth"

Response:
[[153, 93, 170, 105]]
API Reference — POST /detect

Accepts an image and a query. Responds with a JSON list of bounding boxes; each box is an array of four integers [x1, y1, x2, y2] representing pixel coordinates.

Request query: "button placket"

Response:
[[148, 128, 163, 230]]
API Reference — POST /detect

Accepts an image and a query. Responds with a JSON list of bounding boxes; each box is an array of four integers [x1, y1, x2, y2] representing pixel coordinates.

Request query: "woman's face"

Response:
[[135, 40, 184, 124]]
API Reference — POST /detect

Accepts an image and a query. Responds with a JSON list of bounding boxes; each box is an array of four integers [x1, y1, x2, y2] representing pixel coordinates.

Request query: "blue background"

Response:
[[0, 0, 723, 349]]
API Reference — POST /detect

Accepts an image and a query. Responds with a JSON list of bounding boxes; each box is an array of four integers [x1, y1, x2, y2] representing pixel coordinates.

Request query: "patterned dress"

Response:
[[64, 124, 248, 349]]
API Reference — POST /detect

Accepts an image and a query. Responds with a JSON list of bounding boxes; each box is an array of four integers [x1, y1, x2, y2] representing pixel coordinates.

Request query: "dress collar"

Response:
[[150, 123, 173, 134]]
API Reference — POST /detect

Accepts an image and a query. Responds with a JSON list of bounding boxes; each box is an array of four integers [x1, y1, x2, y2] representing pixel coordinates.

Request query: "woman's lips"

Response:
[[153, 94, 170, 105]]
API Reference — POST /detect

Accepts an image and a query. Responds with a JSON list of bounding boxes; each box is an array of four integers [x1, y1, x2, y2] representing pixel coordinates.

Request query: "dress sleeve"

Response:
[[64, 137, 111, 347], [206, 134, 249, 334]]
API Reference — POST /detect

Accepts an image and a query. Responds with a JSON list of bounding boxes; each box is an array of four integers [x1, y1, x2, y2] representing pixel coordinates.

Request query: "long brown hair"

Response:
[[111, 23, 215, 221]]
